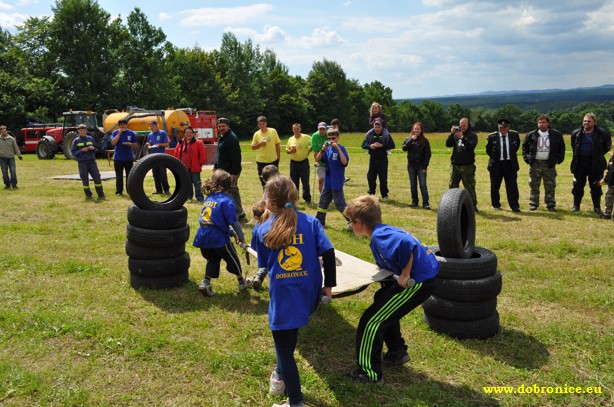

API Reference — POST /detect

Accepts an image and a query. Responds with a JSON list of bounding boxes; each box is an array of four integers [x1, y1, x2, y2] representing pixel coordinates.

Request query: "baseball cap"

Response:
[[149, 120, 158, 125], [318, 122, 327, 129]]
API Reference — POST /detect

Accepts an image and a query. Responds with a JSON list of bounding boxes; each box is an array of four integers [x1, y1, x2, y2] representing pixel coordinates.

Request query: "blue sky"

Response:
[[2, 0, 614, 99]]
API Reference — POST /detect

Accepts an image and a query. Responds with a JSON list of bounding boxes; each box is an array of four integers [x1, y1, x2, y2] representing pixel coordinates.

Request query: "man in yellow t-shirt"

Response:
[[286, 123, 313, 203], [251, 115, 281, 187]]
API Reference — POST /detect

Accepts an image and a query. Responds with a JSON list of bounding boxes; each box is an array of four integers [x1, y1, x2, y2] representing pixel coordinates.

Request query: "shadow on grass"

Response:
[[297, 305, 500, 406]]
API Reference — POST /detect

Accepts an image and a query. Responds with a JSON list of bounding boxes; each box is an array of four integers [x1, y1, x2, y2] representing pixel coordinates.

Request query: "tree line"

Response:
[[1, 0, 613, 138]]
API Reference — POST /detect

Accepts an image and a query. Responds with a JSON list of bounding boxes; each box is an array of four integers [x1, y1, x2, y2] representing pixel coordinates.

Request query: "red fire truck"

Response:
[[179, 109, 218, 144]]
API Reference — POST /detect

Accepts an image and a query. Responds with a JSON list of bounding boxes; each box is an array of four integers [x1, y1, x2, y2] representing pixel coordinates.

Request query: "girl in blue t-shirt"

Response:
[[255, 175, 336, 407], [193, 170, 246, 297], [245, 198, 270, 289]]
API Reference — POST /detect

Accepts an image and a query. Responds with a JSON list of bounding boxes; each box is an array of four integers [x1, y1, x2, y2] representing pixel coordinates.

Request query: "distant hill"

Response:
[[401, 84, 614, 111]]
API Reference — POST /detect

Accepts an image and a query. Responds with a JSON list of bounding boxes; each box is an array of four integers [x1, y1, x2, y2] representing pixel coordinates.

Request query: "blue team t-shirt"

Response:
[[250, 222, 261, 251], [322, 144, 349, 191], [193, 192, 238, 249], [147, 130, 168, 154], [112, 129, 136, 161], [369, 224, 439, 283], [256, 211, 333, 331]]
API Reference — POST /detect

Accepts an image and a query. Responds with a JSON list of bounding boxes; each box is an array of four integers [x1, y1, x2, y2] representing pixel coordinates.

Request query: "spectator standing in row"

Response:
[[286, 123, 312, 204], [251, 116, 281, 188], [601, 146, 614, 219], [110, 118, 136, 196], [486, 119, 521, 212], [362, 119, 395, 200], [570, 113, 612, 215], [146, 120, 170, 195], [214, 117, 247, 223], [522, 114, 565, 211], [0, 125, 22, 190], [174, 126, 207, 202], [71, 124, 105, 199], [402, 122, 431, 209], [332, 118, 350, 183], [446, 118, 478, 211], [311, 122, 328, 193]]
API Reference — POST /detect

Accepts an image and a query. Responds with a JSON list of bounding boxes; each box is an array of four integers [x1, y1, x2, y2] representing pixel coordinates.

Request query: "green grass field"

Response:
[[1, 132, 612, 406]]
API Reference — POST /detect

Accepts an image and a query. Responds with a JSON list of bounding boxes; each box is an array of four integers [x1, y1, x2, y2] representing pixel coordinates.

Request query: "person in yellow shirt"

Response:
[[251, 115, 281, 188], [286, 123, 312, 204]]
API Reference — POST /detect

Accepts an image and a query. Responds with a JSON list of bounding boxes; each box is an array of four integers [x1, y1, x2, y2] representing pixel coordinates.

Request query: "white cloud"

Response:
[[0, 12, 28, 28], [255, 25, 287, 42], [159, 12, 172, 21], [179, 4, 273, 27], [0, 1, 13, 11]]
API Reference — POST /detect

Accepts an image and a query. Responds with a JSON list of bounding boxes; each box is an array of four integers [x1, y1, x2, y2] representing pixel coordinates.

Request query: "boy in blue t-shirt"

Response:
[[315, 128, 351, 230], [344, 195, 439, 384]]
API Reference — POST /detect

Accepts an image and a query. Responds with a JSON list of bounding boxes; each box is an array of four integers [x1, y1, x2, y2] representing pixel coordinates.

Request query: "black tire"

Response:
[[430, 246, 498, 280], [126, 224, 190, 248], [434, 270, 502, 302], [63, 131, 78, 160], [129, 269, 189, 290], [423, 310, 500, 339], [437, 188, 476, 259], [128, 252, 190, 277], [125, 240, 186, 260], [126, 153, 191, 211], [127, 204, 188, 230], [421, 295, 497, 321], [36, 137, 56, 160]]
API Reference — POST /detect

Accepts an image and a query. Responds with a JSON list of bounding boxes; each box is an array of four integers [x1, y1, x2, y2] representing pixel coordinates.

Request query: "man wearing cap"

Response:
[[522, 114, 565, 211], [110, 118, 136, 196], [214, 117, 247, 222], [569, 113, 611, 215], [311, 122, 328, 193], [446, 118, 478, 211], [362, 119, 395, 200], [486, 119, 521, 212], [251, 116, 281, 188], [146, 120, 170, 195]]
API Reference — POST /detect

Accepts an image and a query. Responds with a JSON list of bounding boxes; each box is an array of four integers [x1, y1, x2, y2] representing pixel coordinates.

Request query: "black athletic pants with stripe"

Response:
[[355, 278, 437, 382], [200, 241, 242, 279]]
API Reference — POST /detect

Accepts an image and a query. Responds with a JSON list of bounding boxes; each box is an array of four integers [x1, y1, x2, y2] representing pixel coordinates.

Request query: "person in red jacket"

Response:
[[175, 126, 207, 202]]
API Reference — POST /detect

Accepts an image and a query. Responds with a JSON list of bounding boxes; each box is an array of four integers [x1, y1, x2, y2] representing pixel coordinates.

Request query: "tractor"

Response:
[[36, 111, 105, 160]]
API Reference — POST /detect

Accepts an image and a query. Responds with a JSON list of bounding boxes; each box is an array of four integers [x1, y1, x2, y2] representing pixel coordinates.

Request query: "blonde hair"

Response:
[[344, 195, 382, 230], [202, 169, 232, 196], [263, 175, 299, 250], [370, 102, 383, 116], [251, 199, 267, 219]]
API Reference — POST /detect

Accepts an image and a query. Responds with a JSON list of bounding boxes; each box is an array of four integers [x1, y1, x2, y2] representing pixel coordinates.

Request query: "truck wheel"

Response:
[[423, 310, 500, 339], [125, 240, 186, 260], [437, 188, 476, 259], [130, 269, 189, 290], [36, 138, 56, 160], [63, 131, 78, 160], [421, 295, 497, 321], [128, 252, 190, 277], [127, 154, 191, 211], [434, 271, 502, 302], [127, 204, 188, 230], [126, 224, 190, 248], [430, 246, 498, 280]]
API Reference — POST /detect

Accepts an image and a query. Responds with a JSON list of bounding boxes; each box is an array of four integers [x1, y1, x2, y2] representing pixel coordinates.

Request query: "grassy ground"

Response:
[[0, 132, 612, 406]]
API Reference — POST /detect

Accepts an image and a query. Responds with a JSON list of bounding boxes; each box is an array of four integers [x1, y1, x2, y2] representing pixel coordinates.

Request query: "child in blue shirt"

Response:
[[344, 195, 439, 384], [193, 170, 246, 297], [255, 175, 336, 407], [314, 127, 351, 230], [245, 198, 270, 289]]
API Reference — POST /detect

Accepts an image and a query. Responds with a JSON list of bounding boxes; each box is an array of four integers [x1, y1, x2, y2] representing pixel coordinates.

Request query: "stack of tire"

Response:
[[422, 188, 501, 339], [125, 154, 193, 289]]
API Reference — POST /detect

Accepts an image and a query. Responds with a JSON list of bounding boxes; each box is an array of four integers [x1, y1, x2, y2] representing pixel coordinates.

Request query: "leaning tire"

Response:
[[63, 131, 78, 160], [126, 224, 190, 248], [125, 240, 186, 260], [127, 204, 188, 230], [434, 270, 502, 302], [421, 295, 497, 321], [128, 252, 190, 277], [129, 269, 189, 290], [424, 310, 499, 339], [127, 153, 191, 211], [36, 137, 56, 160], [430, 246, 497, 280], [437, 188, 476, 259]]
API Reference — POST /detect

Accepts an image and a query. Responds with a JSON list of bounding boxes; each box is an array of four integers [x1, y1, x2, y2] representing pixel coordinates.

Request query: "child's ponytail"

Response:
[[263, 175, 299, 250]]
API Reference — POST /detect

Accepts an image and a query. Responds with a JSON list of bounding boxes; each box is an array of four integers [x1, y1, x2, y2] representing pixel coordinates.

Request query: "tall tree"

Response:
[[363, 80, 394, 119], [304, 59, 350, 126]]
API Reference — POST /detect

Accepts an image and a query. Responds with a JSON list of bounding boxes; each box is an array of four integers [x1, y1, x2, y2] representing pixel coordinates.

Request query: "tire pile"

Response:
[[125, 154, 193, 289], [422, 188, 501, 339]]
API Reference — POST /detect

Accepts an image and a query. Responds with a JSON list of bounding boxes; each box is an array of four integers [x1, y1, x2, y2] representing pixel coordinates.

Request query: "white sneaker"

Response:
[[272, 401, 305, 407], [269, 369, 286, 396], [198, 281, 214, 297]]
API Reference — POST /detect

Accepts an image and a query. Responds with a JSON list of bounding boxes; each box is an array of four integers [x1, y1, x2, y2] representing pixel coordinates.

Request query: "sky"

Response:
[[2, 0, 614, 99]]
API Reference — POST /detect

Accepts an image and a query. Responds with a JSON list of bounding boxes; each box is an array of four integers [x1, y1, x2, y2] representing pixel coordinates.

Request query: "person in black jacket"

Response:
[[486, 119, 521, 212], [402, 121, 432, 209], [522, 114, 566, 211], [446, 118, 478, 211], [570, 113, 612, 215], [602, 147, 614, 219], [214, 118, 247, 223], [362, 119, 395, 200]]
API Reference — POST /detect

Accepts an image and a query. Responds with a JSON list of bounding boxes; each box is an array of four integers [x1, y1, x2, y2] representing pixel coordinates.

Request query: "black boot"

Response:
[[95, 185, 105, 199]]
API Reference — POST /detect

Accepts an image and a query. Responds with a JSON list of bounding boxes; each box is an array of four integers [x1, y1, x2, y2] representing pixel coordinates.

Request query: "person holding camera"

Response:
[[362, 119, 395, 200], [446, 118, 478, 211], [0, 125, 22, 190]]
